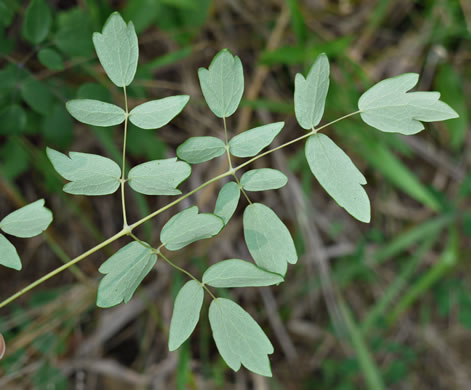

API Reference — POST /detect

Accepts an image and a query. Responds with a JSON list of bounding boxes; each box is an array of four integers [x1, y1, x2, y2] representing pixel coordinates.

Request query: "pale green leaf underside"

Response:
[[294, 53, 330, 130], [209, 298, 274, 377], [0, 233, 21, 270], [198, 49, 244, 118], [0, 199, 53, 238], [176, 136, 226, 164], [240, 168, 288, 192], [305, 134, 370, 223], [66, 99, 125, 127], [97, 242, 156, 308], [129, 96, 190, 129], [229, 122, 284, 158], [243, 203, 297, 276], [203, 259, 283, 288], [92, 12, 138, 87], [128, 158, 191, 196], [161, 206, 224, 251], [358, 73, 459, 134], [47, 148, 121, 196], [214, 181, 240, 225], [168, 280, 204, 351]]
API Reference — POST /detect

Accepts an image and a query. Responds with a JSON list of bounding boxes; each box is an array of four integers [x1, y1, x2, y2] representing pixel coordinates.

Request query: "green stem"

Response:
[[0, 230, 127, 309], [158, 252, 217, 300], [0, 111, 359, 309], [121, 86, 129, 227]]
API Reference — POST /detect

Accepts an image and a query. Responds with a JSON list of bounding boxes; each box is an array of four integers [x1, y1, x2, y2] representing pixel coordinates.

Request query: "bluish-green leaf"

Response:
[[176, 136, 226, 164], [129, 96, 190, 129], [97, 242, 157, 308], [203, 259, 283, 288], [161, 206, 224, 251], [294, 53, 329, 130], [66, 99, 125, 127], [38, 48, 64, 71], [0, 233, 21, 270], [168, 280, 204, 351], [92, 12, 139, 87], [22, 0, 51, 44], [243, 203, 297, 276], [229, 122, 284, 158], [0, 199, 53, 238], [209, 298, 273, 376], [128, 158, 191, 195], [47, 148, 121, 196], [198, 49, 244, 118], [240, 168, 288, 192], [214, 181, 240, 225], [359, 73, 459, 135], [305, 133, 370, 222]]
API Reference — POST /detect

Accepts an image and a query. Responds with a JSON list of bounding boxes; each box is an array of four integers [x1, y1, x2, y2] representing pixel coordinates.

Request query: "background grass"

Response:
[[0, 0, 470, 388]]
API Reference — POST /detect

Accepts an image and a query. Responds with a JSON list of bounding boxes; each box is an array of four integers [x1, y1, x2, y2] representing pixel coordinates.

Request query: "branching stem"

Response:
[[0, 111, 361, 309]]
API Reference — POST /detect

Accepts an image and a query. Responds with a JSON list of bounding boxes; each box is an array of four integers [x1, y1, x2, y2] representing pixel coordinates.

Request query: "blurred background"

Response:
[[0, 0, 470, 388]]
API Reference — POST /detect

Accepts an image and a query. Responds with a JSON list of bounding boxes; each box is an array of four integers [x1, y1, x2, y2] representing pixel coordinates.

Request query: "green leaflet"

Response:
[[38, 48, 64, 71], [22, 0, 51, 44], [176, 136, 226, 164], [243, 203, 297, 276], [214, 181, 240, 225], [97, 242, 157, 308], [229, 122, 284, 158], [198, 49, 244, 118], [66, 99, 126, 127], [21, 78, 54, 116], [161, 206, 224, 251], [0, 233, 21, 270], [168, 280, 204, 351], [305, 133, 370, 223], [209, 298, 274, 377], [129, 96, 190, 129], [128, 158, 191, 195], [202, 259, 284, 288], [0, 199, 53, 238], [92, 12, 139, 87], [240, 168, 288, 192], [47, 148, 121, 196], [358, 73, 459, 135], [294, 53, 330, 130]]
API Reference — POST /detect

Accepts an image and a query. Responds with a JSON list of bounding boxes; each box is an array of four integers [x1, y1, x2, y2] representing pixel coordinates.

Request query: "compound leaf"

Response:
[[66, 99, 125, 127], [358, 73, 459, 135], [214, 181, 240, 225], [240, 168, 288, 192], [176, 136, 226, 164], [128, 158, 191, 195], [0, 233, 21, 270], [47, 148, 121, 196], [168, 280, 204, 351], [294, 53, 329, 130], [129, 96, 190, 129], [161, 206, 224, 251], [305, 133, 370, 222], [243, 203, 297, 276], [0, 199, 53, 238], [97, 242, 157, 308], [203, 259, 283, 288], [229, 122, 284, 158], [22, 0, 51, 44], [198, 49, 244, 118], [92, 12, 139, 87], [209, 298, 274, 376]]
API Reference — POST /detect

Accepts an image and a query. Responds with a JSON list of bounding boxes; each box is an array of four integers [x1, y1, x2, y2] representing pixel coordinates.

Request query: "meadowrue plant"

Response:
[[0, 12, 458, 377]]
